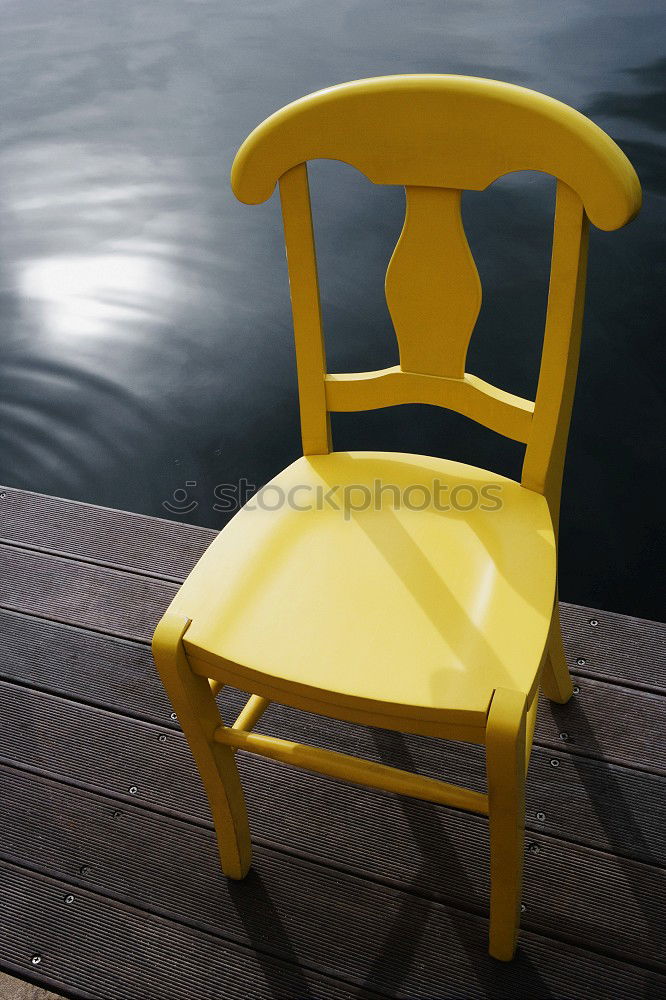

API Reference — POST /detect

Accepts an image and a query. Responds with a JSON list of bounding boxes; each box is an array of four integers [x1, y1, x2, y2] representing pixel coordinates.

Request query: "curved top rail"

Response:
[[231, 75, 640, 230]]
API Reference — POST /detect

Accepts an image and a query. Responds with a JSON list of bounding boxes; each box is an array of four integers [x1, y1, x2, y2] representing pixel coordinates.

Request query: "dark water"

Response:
[[0, 0, 664, 620]]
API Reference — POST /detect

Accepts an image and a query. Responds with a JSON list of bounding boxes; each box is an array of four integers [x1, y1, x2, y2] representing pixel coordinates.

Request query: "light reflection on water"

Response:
[[0, 0, 663, 618]]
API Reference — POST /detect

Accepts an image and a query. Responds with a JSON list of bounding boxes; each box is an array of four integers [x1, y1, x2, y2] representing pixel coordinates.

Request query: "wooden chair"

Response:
[[152, 76, 640, 960]]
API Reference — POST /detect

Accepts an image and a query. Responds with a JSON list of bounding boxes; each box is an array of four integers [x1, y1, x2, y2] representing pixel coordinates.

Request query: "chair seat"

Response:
[[173, 451, 556, 733]]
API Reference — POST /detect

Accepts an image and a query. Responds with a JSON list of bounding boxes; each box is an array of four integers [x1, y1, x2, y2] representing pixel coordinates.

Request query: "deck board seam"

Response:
[[0, 602, 160, 646], [0, 604, 154, 651], [2, 815, 664, 978], [4, 593, 664, 700], [0, 622, 662, 775], [0, 855, 395, 999], [0, 537, 185, 584], [0, 672, 182, 731], [4, 598, 662, 701], [1, 742, 664, 885], [0, 541, 181, 591], [2, 539, 664, 698], [3, 487, 665, 639], [526, 737, 665, 777], [0, 858, 392, 1000], [5, 665, 661, 780], [570, 667, 665, 697], [2, 755, 663, 875], [0, 484, 217, 540]]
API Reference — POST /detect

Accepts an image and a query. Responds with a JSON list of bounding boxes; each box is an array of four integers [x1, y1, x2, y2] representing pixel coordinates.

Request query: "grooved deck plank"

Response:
[[2, 860, 663, 1000], [0, 544, 175, 642], [1, 605, 662, 775], [0, 608, 174, 722], [534, 677, 665, 774], [0, 862, 371, 1000], [0, 679, 662, 873], [558, 603, 666, 693], [1, 485, 664, 692], [0, 488, 664, 996], [1, 765, 662, 972], [0, 487, 213, 581]]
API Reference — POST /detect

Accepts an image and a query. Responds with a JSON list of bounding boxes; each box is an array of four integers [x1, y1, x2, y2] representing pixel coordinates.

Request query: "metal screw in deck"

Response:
[[64, 894, 74, 904], [170, 712, 177, 721], [550, 758, 559, 768], [129, 785, 138, 795], [559, 732, 569, 742], [576, 657, 586, 665], [536, 811, 546, 822], [588, 618, 598, 626], [528, 842, 540, 855], [31, 955, 41, 965]]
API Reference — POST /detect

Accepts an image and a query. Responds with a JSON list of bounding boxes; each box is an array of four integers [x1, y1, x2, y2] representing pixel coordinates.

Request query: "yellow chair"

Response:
[[152, 76, 640, 960]]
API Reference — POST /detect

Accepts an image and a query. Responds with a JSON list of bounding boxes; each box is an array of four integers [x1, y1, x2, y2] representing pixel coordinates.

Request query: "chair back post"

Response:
[[522, 180, 590, 531], [278, 162, 331, 455]]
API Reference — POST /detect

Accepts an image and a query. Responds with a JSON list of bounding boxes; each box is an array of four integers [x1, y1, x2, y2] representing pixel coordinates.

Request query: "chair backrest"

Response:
[[231, 75, 640, 522]]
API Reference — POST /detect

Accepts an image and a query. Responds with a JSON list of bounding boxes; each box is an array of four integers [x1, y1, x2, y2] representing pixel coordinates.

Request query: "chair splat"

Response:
[[386, 186, 481, 379]]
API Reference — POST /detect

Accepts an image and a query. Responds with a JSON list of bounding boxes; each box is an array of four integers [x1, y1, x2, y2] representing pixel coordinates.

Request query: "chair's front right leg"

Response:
[[152, 610, 252, 879], [486, 687, 528, 961]]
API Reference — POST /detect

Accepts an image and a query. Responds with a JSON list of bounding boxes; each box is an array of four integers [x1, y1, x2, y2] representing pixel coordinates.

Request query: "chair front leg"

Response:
[[540, 601, 574, 703], [152, 610, 252, 879], [486, 687, 528, 961]]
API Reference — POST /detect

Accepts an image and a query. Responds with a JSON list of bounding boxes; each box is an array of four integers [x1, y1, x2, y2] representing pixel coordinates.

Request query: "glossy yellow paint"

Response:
[[153, 75, 640, 961], [324, 367, 534, 442], [177, 451, 554, 733], [385, 186, 481, 379], [215, 725, 489, 815], [486, 688, 528, 960], [231, 75, 640, 229], [232, 693, 271, 733], [152, 612, 251, 879], [279, 164, 331, 455]]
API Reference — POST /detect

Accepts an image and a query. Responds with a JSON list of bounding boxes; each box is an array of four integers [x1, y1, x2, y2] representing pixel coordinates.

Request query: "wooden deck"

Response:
[[0, 485, 664, 999]]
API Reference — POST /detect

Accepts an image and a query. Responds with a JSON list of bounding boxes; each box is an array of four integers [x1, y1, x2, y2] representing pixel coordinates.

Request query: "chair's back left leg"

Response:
[[486, 687, 528, 961], [541, 602, 574, 703], [152, 610, 252, 879]]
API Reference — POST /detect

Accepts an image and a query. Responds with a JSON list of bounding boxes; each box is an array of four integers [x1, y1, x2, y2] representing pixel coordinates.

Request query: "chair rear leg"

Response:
[[152, 610, 252, 879], [541, 602, 574, 703], [486, 688, 528, 961]]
